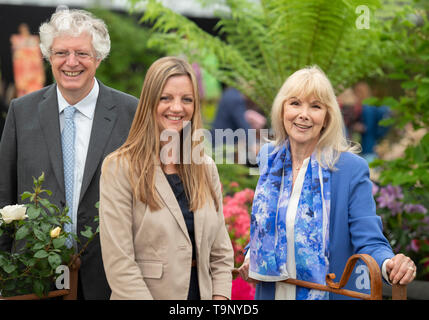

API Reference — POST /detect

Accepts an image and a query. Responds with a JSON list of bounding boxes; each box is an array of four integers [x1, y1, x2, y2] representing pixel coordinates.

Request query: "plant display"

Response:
[[231, 276, 255, 300], [128, 0, 399, 114], [370, 7, 429, 198], [222, 181, 255, 299], [0, 173, 98, 298], [373, 183, 429, 279], [223, 185, 253, 266]]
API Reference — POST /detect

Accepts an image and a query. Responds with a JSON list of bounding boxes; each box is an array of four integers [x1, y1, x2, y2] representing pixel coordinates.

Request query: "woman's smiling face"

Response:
[[283, 95, 328, 149], [156, 75, 195, 134]]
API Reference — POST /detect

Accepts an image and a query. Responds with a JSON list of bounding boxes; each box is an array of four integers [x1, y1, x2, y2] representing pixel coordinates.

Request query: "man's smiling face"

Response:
[[49, 32, 100, 103]]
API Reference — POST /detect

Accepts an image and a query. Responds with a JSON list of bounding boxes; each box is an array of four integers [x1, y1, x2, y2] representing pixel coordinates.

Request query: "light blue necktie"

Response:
[[62, 106, 76, 248]]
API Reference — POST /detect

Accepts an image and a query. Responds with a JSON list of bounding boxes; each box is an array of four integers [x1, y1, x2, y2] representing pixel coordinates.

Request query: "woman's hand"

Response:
[[237, 258, 258, 284], [213, 295, 228, 300], [238, 258, 250, 281], [386, 253, 416, 285]]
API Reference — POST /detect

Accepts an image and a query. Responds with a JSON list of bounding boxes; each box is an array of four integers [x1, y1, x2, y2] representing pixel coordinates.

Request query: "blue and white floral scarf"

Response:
[[249, 141, 331, 300]]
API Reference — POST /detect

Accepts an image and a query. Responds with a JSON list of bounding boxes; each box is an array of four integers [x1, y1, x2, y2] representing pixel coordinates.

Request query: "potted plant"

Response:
[[0, 173, 98, 299]]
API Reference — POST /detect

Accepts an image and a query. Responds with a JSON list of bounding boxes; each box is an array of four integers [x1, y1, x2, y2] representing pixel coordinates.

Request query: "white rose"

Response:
[[0, 204, 28, 224]]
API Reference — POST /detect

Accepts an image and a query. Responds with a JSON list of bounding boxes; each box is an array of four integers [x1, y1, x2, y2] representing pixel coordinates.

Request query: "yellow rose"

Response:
[[50, 226, 61, 238], [0, 204, 28, 224]]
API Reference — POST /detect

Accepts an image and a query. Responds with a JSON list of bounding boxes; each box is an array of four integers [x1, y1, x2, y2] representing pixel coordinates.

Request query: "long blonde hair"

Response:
[[109, 56, 218, 212], [271, 65, 360, 169]]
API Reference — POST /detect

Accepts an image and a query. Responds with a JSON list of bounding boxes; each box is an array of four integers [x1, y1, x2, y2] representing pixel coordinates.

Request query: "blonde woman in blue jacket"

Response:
[[239, 66, 416, 300]]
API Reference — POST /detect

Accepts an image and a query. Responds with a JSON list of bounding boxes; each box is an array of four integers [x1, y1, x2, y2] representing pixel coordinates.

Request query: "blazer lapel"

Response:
[[79, 81, 117, 204], [38, 85, 64, 194], [154, 167, 191, 244]]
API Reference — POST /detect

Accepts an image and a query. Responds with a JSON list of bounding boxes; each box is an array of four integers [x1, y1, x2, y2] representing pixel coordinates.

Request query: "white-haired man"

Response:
[[0, 9, 138, 299]]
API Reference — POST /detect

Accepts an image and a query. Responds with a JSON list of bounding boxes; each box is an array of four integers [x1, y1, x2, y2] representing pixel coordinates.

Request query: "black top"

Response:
[[165, 173, 200, 300], [165, 173, 197, 260]]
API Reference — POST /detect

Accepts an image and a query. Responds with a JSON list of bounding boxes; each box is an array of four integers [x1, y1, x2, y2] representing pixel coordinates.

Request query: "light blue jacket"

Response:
[[252, 147, 394, 300]]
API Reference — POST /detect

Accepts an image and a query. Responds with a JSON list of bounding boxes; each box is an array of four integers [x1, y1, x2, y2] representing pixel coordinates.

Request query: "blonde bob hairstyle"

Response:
[[270, 65, 360, 169], [109, 56, 218, 212]]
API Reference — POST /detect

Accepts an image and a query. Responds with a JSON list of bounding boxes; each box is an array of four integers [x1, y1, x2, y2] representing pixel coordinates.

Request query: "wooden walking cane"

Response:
[[233, 253, 407, 300]]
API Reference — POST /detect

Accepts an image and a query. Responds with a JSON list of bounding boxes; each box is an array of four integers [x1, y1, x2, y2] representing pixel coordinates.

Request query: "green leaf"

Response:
[[25, 258, 37, 267], [81, 226, 94, 239], [21, 191, 33, 200], [48, 253, 62, 269], [362, 97, 380, 106], [380, 97, 399, 108], [388, 72, 409, 80], [37, 172, 45, 185], [33, 279, 45, 298], [39, 198, 51, 208], [27, 206, 42, 219], [3, 264, 17, 274], [33, 242, 45, 250], [47, 203, 60, 213], [401, 80, 417, 90], [34, 228, 47, 241], [52, 237, 66, 249], [40, 222, 51, 233], [34, 250, 49, 259], [40, 189, 52, 196], [15, 225, 30, 240]]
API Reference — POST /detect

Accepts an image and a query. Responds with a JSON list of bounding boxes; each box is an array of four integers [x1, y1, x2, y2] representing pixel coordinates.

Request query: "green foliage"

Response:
[[0, 173, 98, 298], [217, 163, 259, 195], [369, 6, 429, 194], [128, 0, 398, 114], [89, 7, 166, 98], [368, 5, 429, 129], [373, 183, 429, 279], [371, 132, 429, 197]]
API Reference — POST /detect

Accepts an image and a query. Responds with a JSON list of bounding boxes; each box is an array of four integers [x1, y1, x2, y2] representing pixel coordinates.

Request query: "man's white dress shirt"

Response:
[[57, 80, 98, 242]]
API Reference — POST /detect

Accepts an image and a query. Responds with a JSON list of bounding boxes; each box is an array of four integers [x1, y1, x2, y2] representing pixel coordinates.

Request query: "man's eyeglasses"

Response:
[[50, 50, 95, 61]]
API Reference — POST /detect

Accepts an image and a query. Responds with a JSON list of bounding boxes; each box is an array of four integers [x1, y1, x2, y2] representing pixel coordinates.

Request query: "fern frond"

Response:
[[130, 0, 400, 114]]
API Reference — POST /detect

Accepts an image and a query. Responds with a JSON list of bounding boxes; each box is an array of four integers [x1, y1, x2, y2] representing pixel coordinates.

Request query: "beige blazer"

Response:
[[99, 155, 234, 300]]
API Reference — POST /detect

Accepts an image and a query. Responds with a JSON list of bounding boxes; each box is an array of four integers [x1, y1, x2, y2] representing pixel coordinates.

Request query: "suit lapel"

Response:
[[79, 81, 117, 204], [38, 85, 65, 194], [154, 167, 191, 245]]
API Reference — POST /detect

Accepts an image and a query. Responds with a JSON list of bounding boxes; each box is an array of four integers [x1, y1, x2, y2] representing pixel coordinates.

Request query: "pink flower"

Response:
[[410, 239, 420, 252], [231, 277, 255, 300], [372, 182, 379, 196], [234, 213, 250, 238], [229, 181, 239, 188], [404, 204, 428, 214], [376, 185, 404, 215], [223, 188, 254, 268]]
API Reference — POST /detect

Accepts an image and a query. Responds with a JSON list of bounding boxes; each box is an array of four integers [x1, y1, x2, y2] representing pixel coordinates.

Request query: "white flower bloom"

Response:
[[0, 204, 28, 224]]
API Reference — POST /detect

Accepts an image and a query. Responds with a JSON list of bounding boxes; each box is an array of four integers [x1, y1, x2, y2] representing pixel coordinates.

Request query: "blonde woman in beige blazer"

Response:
[[99, 56, 234, 300]]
